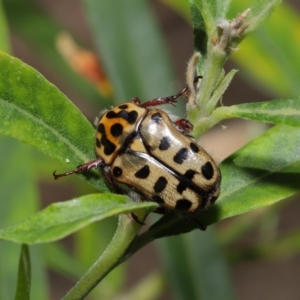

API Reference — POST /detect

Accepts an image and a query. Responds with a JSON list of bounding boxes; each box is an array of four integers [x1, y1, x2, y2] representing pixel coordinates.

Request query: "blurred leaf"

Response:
[[83, 0, 175, 103], [0, 136, 48, 300], [2, 0, 105, 107], [131, 124, 300, 249], [214, 98, 300, 126], [42, 243, 86, 279], [0, 137, 38, 226], [124, 271, 165, 300], [231, 2, 300, 97], [74, 219, 117, 267], [14, 245, 31, 300], [228, 227, 300, 262], [161, 0, 191, 21], [242, 0, 282, 36], [0, 193, 157, 244], [0, 52, 107, 191], [166, 1, 296, 98], [158, 228, 234, 300], [0, 0, 10, 52]]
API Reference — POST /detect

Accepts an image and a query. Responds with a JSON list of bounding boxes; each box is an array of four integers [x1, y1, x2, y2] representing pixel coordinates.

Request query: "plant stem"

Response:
[[62, 212, 145, 300]]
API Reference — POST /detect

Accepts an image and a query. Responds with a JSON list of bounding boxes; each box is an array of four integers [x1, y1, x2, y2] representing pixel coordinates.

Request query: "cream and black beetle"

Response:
[[54, 77, 221, 226]]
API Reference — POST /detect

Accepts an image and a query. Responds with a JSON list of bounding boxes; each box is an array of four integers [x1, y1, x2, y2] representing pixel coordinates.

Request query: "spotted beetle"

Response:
[[54, 77, 221, 228]]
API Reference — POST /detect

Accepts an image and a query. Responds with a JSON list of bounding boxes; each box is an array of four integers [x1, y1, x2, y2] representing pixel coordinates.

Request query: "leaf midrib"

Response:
[[0, 97, 89, 162]]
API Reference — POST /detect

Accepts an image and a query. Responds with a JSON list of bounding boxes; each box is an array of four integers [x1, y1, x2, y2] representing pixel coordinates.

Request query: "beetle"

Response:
[[53, 77, 221, 229]]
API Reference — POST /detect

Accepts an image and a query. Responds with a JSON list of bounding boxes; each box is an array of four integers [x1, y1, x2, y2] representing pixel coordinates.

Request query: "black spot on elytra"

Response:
[[118, 104, 128, 109], [159, 136, 171, 150], [173, 148, 188, 164], [184, 169, 196, 180], [177, 170, 196, 193], [153, 176, 168, 193], [113, 166, 122, 177], [127, 111, 138, 124], [97, 123, 105, 133], [98, 123, 116, 155], [175, 199, 192, 211], [110, 123, 123, 137], [152, 195, 164, 204], [177, 181, 187, 193], [202, 161, 214, 180], [151, 112, 162, 123], [95, 138, 101, 148], [134, 165, 150, 179], [106, 111, 118, 119], [105, 110, 138, 125], [190, 142, 199, 153]]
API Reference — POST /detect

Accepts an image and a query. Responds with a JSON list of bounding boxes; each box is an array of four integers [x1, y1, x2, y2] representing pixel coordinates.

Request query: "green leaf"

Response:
[[14, 245, 31, 300], [195, 69, 237, 128], [214, 98, 300, 126], [231, 3, 300, 97], [0, 193, 157, 244], [131, 124, 300, 248], [2, 0, 104, 106], [0, 136, 49, 300], [123, 271, 165, 300], [42, 243, 86, 279], [0, 52, 106, 191], [84, 0, 174, 103], [242, 0, 282, 36], [192, 0, 231, 33], [204, 124, 300, 223], [161, 0, 191, 21], [158, 229, 235, 300]]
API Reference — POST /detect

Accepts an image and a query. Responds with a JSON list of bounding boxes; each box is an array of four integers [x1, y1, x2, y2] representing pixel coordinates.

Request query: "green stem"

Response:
[[62, 212, 145, 300], [187, 46, 228, 140], [192, 105, 232, 137], [198, 48, 226, 113]]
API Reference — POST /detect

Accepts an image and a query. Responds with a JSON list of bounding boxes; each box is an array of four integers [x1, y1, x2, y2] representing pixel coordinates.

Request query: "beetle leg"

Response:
[[53, 158, 104, 179], [130, 213, 146, 225], [191, 217, 207, 231], [175, 118, 194, 134], [130, 96, 142, 105], [141, 76, 202, 108]]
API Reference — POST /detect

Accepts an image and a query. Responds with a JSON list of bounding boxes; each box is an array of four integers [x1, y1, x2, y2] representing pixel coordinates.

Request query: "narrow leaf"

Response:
[[0, 52, 106, 191], [132, 125, 300, 247], [243, 0, 282, 36], [84, 0, 174, 102], [206, 69, 238, 113], [161, 0, 191, 21], [124, 271, 165, 300], [214, 98, 300, 126], [231, 3, 300, 97], [42, 243, 86, 278], [0, 194, 157, 244], [3, 0, 103, 105], [158, 229, 235, 300], [0, 137, 48, 300], [14, 245, 31, 300]]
